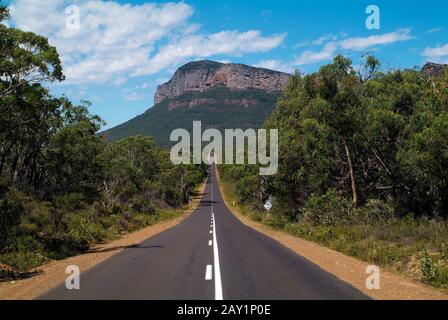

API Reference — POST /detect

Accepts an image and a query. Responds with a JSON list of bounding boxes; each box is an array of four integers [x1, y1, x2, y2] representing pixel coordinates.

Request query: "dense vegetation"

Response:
[[219, 56, 448, 288], [103, 87, 281, 147], [0, 5, 206, 279]]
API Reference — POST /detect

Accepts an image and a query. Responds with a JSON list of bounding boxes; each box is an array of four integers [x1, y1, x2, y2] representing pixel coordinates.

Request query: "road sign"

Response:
[[264, 201, 272, 211]]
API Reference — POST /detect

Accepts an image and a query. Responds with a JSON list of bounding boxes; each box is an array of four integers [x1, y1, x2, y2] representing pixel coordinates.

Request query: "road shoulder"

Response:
[[215, 168, 448, 300], [0, 181, 207, 300]]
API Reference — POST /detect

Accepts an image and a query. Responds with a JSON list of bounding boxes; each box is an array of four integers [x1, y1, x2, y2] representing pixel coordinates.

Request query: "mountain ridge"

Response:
[[155, 60, 291, 104], [421, 62, 448, 77], [103, 60, 291, 147]]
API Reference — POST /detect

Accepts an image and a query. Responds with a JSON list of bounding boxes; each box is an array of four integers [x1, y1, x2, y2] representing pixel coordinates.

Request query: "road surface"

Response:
[[40, 166, 368, 300]]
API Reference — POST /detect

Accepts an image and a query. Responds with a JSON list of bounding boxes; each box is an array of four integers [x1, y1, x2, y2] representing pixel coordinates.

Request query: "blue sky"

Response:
[[4, 0, 448, 129]]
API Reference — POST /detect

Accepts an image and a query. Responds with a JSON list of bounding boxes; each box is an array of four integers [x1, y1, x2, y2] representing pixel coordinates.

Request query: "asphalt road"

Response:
[[40, 166, 368, 300]]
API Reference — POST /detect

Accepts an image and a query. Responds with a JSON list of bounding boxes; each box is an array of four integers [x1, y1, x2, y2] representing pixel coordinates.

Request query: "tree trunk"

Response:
[[343, 140, 358, 207]]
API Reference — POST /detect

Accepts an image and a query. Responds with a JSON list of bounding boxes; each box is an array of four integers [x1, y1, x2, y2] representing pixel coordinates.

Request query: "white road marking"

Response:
[[211, 180, 214, 212], [205, 265, 213, 280], [212, 214, 223, 300], [205, 169, 223, 300]]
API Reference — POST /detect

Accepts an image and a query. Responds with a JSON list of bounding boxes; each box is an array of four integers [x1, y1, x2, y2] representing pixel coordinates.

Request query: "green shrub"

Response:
[[359, 199, 396, 223], [369, 244, 411, 266], [17, 200, 52, 236], [420, 251, 438, 283], [235, 175, 259, 205], [129, 195, 156, 214], [65, 212, 107, 244], [261, 212, 289, 228], [301, 190, 354, 226], [0, 189, 29, 250], [441, 243, 448, 261], [0, 236, 48, 274], [436, 264, 448, 288]]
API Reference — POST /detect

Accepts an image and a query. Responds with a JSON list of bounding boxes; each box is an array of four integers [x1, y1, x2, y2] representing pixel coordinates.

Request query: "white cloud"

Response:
[[312, 34, 338, 46], [124, 92, 145, 102], [423, 44, 448, 58], [425, 28, 443, 34], [294, 42, 337, 66], [9, 0, 285, 85], [422, 43, 448, 64], [132, 30, 286, 76], [339, 29, 412, 51], [292, 29, 413, 66], [254, 59, 293, 73]]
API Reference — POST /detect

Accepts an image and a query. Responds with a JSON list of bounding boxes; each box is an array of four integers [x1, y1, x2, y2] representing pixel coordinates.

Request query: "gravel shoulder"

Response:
[[0, 181, 206, 300], [215, 168, 448, 300]]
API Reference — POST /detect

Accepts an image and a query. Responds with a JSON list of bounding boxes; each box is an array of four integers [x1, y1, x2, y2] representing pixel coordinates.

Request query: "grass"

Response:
[[218, 174, 448, 290]]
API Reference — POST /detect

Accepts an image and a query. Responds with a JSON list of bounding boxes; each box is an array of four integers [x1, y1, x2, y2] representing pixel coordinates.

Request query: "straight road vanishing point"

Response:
[[40, 165, 367, 300]]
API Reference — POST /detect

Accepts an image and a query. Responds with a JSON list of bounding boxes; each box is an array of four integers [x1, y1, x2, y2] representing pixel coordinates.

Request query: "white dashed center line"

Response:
[[204, 170, 223, 300], [205, 265, 213, 280]]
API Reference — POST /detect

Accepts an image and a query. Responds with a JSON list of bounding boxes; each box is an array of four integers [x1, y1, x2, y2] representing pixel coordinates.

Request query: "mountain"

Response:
[[102, 60, 291, 147], [421, 62, 448, 77]]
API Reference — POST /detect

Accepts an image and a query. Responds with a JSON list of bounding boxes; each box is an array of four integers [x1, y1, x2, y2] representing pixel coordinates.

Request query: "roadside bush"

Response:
[[129, 195, 156, 214], [0, 189, 29, 250], [0, 236, 48, 274], [301, 190, 354, 226], [64, 211, 108, 244], [17, 200, 52, 236], [359, 199, 396, 224], [441, 244, 448, 261], [261, 212, 289, 228], [421, 251, 439, 283], [235, 175, 259, 205], [420, 250, 448, 288]]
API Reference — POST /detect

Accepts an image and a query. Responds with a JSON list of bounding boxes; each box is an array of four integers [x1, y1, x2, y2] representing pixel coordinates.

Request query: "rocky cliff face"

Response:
[[166, 97, 259, 111], [155, 60, 291, 104], [421, 62, 448, 77]]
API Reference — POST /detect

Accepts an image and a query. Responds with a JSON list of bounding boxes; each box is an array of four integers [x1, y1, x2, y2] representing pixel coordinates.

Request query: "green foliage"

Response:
[[420, 251, 439, 283], [0, 189, 29, 249], [219, 55, 448, 289], [101, 135, 206, 210], [0, 10, 207, 279], [0, 236, 48, 275], [359, 199, 395, 223], [0, 19, 64, 98], [238, 55, 447, 218], [441, 244, 448, 261], [0, 3, 9, 21], [399, 112, 448, 215], [301, 190, 354, 226]]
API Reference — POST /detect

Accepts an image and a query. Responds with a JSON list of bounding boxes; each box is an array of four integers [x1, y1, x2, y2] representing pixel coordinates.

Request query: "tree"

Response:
[[400, 112, 448, 215], [0, 2, 9, 21], [101, 136, 160, 209], [0, 20, 64, 98], [300, 56, 363, 206], [44, 101, 105, 199]]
